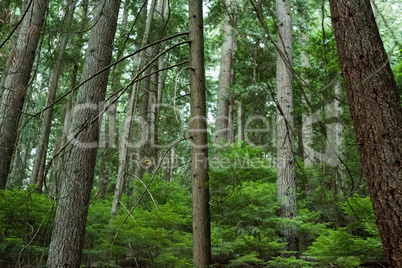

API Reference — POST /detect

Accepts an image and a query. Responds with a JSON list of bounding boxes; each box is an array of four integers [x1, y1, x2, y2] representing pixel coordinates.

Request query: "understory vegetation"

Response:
[[0, 145, 385, 267]]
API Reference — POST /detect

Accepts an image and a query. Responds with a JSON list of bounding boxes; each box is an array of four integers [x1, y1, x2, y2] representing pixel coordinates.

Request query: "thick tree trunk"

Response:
[[31, 0, 77, 191], [46, 1, 120, 266], [215, 0, 236, 144], [329, 1, 402, 266], [189, 0, 211, 266], [0, 0, 49, 188], [275, 0, 298, 255]]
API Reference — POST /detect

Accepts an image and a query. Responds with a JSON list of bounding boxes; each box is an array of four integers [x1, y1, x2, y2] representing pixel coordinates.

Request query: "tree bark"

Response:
[[215, 0, 236, 144], [134, 69, 152, 180], [275, 0, 298, 255], [31, 0, 77, 192], [301, 33, 314, 168], [0, 0, 10, 45], [52, 63, 77, 196], [0, 0, 49, 188], [46, 1, 120, 266], [97, 0, 130, 199], [189, 0, 211, 266], [329, 1, 402, 266], [112, 0, 157, 215]]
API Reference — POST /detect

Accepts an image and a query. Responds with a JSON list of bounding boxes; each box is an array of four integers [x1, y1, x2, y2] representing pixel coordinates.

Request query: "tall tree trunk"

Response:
[[275, 0, 298, 255], [31, 0, 77, 192], [52, 63, 77, 195], [215, 0, 236, 144], [334, 80, 344, 181], [134, 0, 158, 180], [46, 1, 120, 266], [237, 100, 244, 142], [134, 69, 152, 180], [329, 1, 402, 266], [301, 33, 314, 168], [0, 0, 49, 189], [189, 1, 211, 266], [97, 0, 130, 199], [112, 0, 157, 216]]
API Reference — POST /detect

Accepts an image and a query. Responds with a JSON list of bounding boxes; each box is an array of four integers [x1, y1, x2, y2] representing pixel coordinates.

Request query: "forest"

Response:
[[0, 0, 401, 267]]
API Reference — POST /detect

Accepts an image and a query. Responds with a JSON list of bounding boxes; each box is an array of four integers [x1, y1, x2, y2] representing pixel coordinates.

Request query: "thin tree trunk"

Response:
[[215, 0, 235, 144], [134, 0, 158, 180], [149, 64, 158, 161], [0, 0, 49, 188], [134, 70, 151, 180], [237, 100, 244, 142], [189, 0, 211, 266], [112, 0, 157, 215], [31, 0, 77, 192], [275, 0, 298, 255], [329, 1, 402, 265], [97, 0, 130, 199], [301, 33, 314, 168], [334, 80, 344, 180], [52, 63, 77, 195], [46, 1, 120, 266], [0, 0, 10, 43], [228, 92, 234, 143]]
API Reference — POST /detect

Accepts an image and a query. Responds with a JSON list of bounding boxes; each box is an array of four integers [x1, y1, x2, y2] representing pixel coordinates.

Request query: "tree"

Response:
[[112, 0, 157, 216], [215, 0, 236, 144], [301, 32, 314, 168], [0, 0, 49, 188], [30, 0, 77, 193], [275, 0, 298, 254], [46, 0, 121, 266], [329, 0, 402, 266], [189, 0, 211, 266]]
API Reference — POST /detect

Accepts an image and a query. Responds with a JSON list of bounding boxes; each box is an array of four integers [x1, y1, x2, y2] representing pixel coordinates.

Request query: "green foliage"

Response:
[[227, 252, 265, 267], [0, 188, 53, 266], [210, 144, 285, 266], [307, 195, 384, 267], [307, 227, 383, 267], [340, 194, 380, 237], [82, 177, 193, 267], [266, 256, 313, 268]]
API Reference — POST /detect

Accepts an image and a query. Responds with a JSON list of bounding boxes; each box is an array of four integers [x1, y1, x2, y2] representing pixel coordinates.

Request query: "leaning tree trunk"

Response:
[[46, 1, 120, 267], [0, 0, 49, 188], [329, 1, 402, 266], [97, 0, 130, 199], [275, 0, 298, 255], [31, 0, 77, 192], [189, 0, 211, 267], [112, 0, 157, 216], [215, 0, 236, 144]]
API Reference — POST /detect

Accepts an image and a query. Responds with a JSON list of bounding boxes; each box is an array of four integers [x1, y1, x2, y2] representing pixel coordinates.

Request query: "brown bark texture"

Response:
[[329, 0, 402, 266], [189, 0, 211, 266], [275, 0, 298, 254], [46, 1, 120, 267], [0, 0, 49, 188]]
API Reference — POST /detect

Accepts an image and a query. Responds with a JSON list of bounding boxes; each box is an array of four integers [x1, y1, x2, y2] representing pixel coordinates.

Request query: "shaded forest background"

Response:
[[0, 0, 401, 267]]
